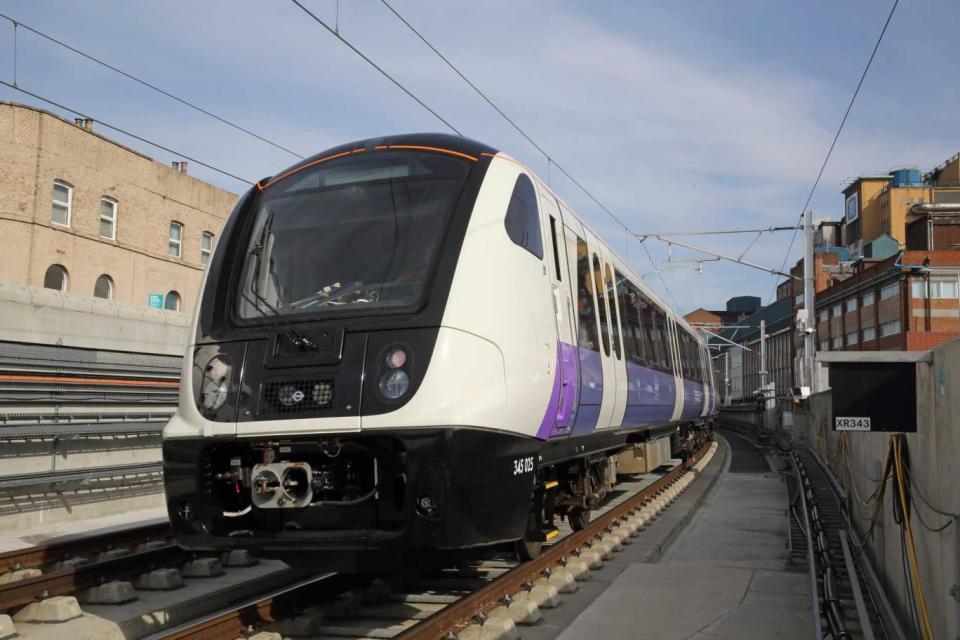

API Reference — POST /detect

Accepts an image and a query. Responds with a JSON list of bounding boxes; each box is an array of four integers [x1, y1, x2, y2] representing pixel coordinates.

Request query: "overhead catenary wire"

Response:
[[289, 0, 462, 136], [375, 0, 679, 309], [0, 80, 255, 186], [767, 0, 900, 302], [0, 12, 306, 160]]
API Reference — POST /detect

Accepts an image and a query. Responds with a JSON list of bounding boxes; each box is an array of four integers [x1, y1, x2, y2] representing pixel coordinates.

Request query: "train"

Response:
[[162, 133, 717, 569]]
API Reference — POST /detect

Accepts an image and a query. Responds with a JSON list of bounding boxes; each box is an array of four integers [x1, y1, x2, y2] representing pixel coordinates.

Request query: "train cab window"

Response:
[[504, 174, 543, 259], [236, 149, 472, 320], [575, 237, 601, 353], [591, 254, 611, 356], [603, 263, 621, 360]]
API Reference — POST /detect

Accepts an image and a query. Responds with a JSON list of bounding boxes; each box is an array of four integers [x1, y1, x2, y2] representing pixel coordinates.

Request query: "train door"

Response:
[[584, 230, 617, 431], [666, 316, 684, 421], [536, 188, 577, 436], [599, 254, 627, 427], [562, 217, 604, 436], [699, 343, 710, 416]]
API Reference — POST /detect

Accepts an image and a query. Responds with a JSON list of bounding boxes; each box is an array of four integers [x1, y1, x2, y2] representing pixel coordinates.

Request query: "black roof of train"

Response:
[[261, 133, 499, 186]]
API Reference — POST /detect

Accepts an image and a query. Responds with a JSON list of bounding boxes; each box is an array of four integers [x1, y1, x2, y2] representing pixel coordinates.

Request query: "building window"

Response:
[[862, 326, 876, 341], [931, 278, 959, 299], [43, 264, 68, 292], [862, 291, 875, 306], [99, 197, 117, 240], [831, 336, 842, 349], [911, 280, 926, 299], [845, 297, 857, 313], [880, 282, 898, 300], [879, 320, 900, 337], [201, 232, 214, 265], [164, 290, 181, 311], [819, 339, 829, 352], [52, 181, 72, 226], [846, 330, 858, 345], [832, 303, 842, 317], [94, 274, 113, 300], [794, 292, 803, 306], [503, 174, 543, 259], [169, 221, 183, 257], [817, 309, 828, 323]]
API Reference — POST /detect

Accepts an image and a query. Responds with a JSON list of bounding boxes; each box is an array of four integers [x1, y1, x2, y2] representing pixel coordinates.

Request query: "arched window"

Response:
[[94, 274, 113, 300], [99, 197, 117, 240], [43, 264, 69, 292], [164, 290, 181, 311], [52, 181, 72, 226], [503, 174, 543, 259]]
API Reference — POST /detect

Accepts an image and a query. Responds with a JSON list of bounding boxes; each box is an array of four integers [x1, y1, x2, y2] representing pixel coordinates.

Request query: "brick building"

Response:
[[0, 102, 238, 313], [814, 250, 960, 353]]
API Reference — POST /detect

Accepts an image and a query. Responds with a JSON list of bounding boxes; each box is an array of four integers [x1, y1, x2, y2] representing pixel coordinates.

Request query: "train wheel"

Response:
[[568, 507, 591, 530]]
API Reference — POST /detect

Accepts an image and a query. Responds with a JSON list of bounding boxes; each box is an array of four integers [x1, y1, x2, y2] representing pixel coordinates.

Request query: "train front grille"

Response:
[[261, 379, 335, 414]]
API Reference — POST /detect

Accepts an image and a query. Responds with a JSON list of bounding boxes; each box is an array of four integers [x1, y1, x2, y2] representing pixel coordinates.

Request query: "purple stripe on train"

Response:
[[537, 343, 691, 439], [535, 342, 579, 440], [680, 379, 705, 419]]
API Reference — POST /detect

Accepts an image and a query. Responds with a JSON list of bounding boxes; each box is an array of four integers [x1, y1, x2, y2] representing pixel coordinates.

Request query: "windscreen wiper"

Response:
[[244, 211, 319, 352], [240, 289, 321, 352]]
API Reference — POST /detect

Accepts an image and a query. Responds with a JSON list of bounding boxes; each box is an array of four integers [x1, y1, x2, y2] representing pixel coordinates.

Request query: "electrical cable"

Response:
[[288, 0, 462, 136], [0, 80, 254, 185], [0, 12, 306, 160], [892, 436, 934, 639], [767, 0, 899, 303], [374, 0, 682, 309]]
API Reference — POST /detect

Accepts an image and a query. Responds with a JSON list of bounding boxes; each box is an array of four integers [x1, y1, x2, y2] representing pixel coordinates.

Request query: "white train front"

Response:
[[162, 133, 716, 568]]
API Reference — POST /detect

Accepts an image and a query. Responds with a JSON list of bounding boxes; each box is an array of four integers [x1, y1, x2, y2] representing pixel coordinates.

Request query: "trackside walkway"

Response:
[[558, 433, 814, 640]]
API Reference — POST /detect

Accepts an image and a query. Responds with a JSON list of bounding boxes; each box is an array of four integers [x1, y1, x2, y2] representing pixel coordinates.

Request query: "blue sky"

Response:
[[1, 0, 957, 313]]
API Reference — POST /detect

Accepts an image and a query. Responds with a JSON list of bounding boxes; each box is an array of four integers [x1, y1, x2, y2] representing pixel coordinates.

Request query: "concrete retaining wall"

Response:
[[0, 280, 190, 355], [793, 338, 960, 638]]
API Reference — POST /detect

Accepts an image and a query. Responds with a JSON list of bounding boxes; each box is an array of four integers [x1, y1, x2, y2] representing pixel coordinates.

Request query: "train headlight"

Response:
[[200, 355, 232, 415], [379, 369, 410, 400], [385, 347, 408, 369]]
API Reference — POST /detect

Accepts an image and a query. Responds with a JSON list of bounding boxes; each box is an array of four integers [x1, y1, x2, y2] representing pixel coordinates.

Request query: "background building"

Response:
[[0, 102, 238, 313]]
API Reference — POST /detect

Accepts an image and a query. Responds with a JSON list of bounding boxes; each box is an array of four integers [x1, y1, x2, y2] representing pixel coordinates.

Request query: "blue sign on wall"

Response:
[[147, 293, 164, 309]]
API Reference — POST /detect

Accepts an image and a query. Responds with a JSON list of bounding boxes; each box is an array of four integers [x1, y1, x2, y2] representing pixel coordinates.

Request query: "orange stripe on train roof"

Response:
[[260, 144, 477, 190], [0, 374, 180, 387]]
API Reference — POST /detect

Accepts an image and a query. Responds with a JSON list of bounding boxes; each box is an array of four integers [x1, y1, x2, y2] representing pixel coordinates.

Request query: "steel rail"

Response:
[[0, 543, 185, 611], [791, 454, 825, 639], [153, 572, 346, 640], [395, 440, 712, 640], [0, 521, 171, 575], [0, 461, 163, 491]]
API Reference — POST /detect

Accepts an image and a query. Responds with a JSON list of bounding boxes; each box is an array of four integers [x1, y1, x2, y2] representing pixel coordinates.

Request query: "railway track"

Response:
[[0, 521, 176, 612], [790, 447, 906, 640], [156, 438, 718, 640]]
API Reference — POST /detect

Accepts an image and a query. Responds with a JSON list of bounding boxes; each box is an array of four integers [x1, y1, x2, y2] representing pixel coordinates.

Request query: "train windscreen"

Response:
[[236, 150, 471, 319]]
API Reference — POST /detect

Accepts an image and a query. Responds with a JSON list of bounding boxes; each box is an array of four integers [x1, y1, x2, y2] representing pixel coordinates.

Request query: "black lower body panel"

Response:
[[163, 428, 541, 558]]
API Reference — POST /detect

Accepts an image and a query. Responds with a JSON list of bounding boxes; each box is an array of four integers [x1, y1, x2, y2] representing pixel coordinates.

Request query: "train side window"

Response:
[[548, 216, 563, 281], [575, 237, 601, 353], [591, 254, 611, 356], [616, 270, 642, 364], [654, 308, 669, 370], [603, 263, 622, 360], [642, 296, 660, 369], [504, 174, 543, 259]]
